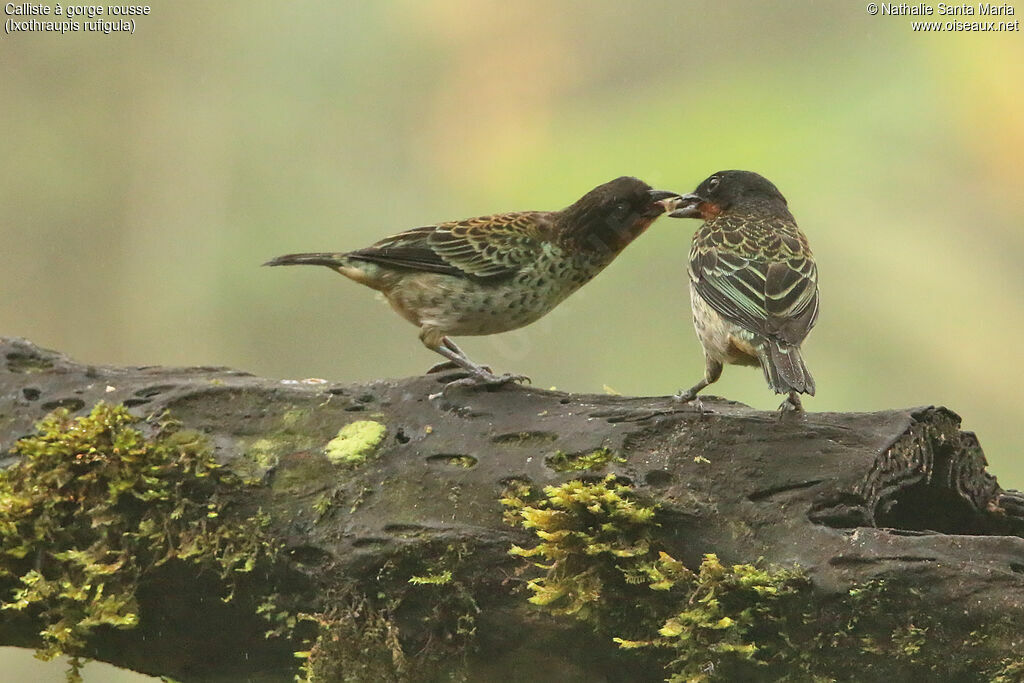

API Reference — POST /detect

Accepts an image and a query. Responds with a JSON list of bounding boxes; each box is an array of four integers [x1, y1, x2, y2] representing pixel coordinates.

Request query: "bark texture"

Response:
[[0, 337, 1022, 682]]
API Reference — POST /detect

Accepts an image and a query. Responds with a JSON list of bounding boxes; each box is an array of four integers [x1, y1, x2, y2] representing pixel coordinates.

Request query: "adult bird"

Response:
[[266, 177, 681, 390], [669, 170, 819, 411]]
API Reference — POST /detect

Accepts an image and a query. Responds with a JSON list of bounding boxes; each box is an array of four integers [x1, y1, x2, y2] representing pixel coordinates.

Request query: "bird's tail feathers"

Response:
[[761, 341, 815, 396], [263, 252, 349, 268]]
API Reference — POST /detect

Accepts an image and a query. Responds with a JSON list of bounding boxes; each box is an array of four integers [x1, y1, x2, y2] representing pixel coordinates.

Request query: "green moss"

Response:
[[244, 437, 283, 475], [232, 406, 322, 484], [545, 447, 625, 473], [615, 554, 808, 682], [324, 420, 386, 466], [503, 476, 1024, 682], [312, 493, 334, 518], [302, 600, 407, 683], [300, 542, 479, 682], [408, 570, 453, 586], [501, 475, 810, 679], [503, 474, 671, 631], [992, 658, 1024, 682], [0, 403, 277, 681]]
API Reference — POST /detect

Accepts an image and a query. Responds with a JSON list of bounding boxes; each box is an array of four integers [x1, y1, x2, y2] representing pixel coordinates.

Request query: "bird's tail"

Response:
[[264, 251, 387, 290], [761, 340, 815, 396], [263, 252, 349, 268]]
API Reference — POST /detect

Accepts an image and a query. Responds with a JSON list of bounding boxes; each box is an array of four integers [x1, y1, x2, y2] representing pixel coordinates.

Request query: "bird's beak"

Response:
[[647, 189, 684, 215], [668, 193, 704, 218]]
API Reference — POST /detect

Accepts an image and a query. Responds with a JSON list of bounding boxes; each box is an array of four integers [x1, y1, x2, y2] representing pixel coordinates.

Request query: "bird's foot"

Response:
[[439, 371, 531, 394], [673, 390, 709, 416], [778, 392, 804, 414], [673, 389, 697, 403], [493, 372, 531, 385]]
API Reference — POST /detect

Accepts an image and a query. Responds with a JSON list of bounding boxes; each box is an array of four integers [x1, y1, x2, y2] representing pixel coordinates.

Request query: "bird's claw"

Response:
[[777, 392, 804, 415], [673, 389, 697, 403], [673, 390, 708, 416], [440, 371, 530, 394], [496, 373, 531, 385]]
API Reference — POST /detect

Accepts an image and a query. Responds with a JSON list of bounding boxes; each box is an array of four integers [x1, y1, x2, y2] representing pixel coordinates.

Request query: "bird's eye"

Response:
[[612, 201, 630, 215], [707, 177, 721, 192]]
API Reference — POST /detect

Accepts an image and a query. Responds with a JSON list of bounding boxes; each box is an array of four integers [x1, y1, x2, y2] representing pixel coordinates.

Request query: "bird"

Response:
[[265, 177, 681, 390], [668, 170, 818, 411]]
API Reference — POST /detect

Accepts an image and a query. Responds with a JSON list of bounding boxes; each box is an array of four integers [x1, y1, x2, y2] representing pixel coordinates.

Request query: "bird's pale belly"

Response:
[[689, 285, 761, 367], [386, 271, 583, 336]]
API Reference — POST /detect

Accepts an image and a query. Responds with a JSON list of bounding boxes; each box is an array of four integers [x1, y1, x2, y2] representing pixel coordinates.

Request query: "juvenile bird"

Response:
[[668, 171, 818, 411], [266, 177, 681, 389]]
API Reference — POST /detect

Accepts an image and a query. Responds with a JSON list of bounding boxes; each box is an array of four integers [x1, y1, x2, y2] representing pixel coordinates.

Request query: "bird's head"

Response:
[[559, 176, 682, 253], [670, 170, 789, 220]]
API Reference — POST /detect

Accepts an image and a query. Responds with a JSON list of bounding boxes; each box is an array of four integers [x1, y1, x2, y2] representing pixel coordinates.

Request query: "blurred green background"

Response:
[[2, 1, 1022, 679]]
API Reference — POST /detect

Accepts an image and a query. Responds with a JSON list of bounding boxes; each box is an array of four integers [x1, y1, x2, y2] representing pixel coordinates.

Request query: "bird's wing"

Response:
[[346, 212, 549, 280], [690, 223, 818, 345]]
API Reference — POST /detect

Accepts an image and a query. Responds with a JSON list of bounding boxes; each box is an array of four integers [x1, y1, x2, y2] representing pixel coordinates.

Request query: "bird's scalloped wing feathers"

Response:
[[427, 212, 549, 278], [764, 256, 819, 344], [691, 246, 818, 345], [346, 213, 548, 280]]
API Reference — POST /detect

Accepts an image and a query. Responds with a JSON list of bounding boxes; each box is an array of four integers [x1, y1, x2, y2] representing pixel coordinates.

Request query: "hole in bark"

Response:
[[40, 398, 85, 412], [645, 470, 673, 487], [384, 523, 429, 537], [875, 481, 989, 534], [426, 454, 477, 469], [287, 545, 332, 566], [357, 393, 375, 403], [491, 431, 558, 445], [21, 388, 41, 401], [352, 537, 389, 549], [395, 428, 410, 444], [122, 398, 152, 408], [559, 398, 571, 404], [1010, 563, 1024, 574], [134, 384, 175, 397], [343, 405, 366, 412]]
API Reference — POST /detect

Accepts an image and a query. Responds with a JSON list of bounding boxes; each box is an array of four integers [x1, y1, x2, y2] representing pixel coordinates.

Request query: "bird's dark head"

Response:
[[558, 176, 681, 253], [670, 170, 790, 221]]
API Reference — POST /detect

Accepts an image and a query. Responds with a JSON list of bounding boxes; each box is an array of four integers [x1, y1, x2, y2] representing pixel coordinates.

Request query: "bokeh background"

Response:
[[2, 1, 1022, 679]]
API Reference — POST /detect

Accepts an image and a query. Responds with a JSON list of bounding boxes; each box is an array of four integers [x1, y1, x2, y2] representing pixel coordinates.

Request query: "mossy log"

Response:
[[1, 337, 1022, 682]]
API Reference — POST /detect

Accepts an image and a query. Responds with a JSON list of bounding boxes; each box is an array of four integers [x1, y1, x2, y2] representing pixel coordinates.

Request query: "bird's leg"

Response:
[[420, 329, 529, 389], [778, 391, 804, 413], [675, 356, 723, 408], [426, 338, 492, 375]]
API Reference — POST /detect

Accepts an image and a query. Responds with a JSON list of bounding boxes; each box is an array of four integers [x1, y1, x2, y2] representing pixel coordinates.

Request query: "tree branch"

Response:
[[1, 337, 1022, 682]]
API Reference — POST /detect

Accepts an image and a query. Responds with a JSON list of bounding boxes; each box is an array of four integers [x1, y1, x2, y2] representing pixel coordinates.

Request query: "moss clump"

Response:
[[301, 542, 479, 683], [302, 600, 407, 683], [545, 447, 625, 473], [324, 420, 386, 466], [502, 476, 811, 681], [503, 475, 675, 634], [615, 554, 807, 682], [0, 403, 275, 681], [504, 474, 1024, 681]]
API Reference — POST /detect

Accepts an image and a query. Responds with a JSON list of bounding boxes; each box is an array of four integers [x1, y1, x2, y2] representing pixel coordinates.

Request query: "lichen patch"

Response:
[[324, 420, 387, 466]]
